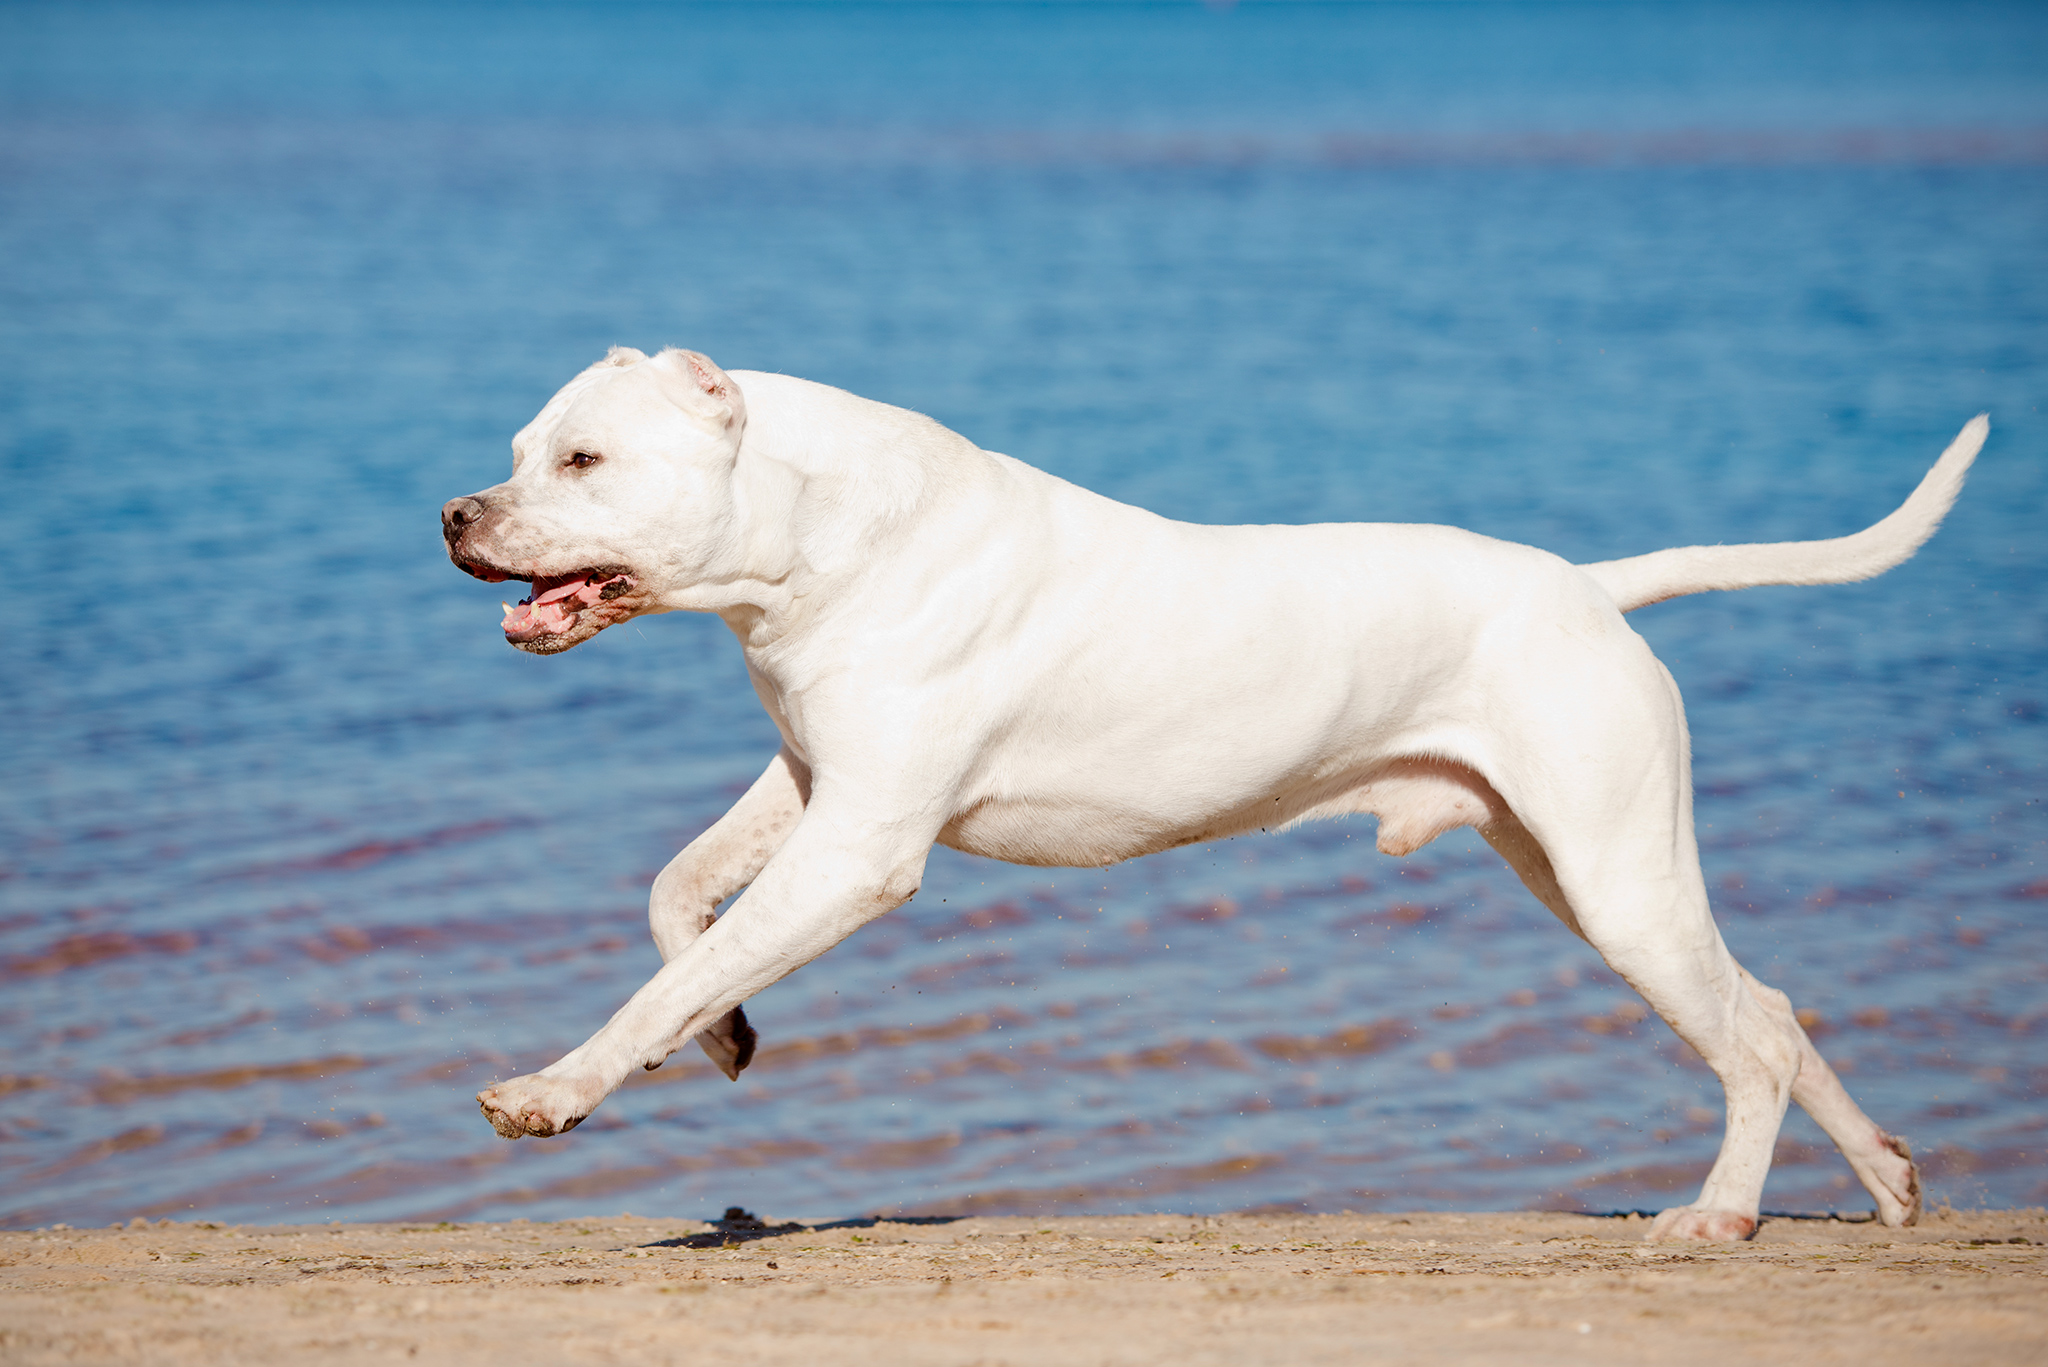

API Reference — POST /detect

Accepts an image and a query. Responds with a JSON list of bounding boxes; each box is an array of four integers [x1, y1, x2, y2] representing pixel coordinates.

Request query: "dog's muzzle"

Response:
[[441, 494, 516, 584]]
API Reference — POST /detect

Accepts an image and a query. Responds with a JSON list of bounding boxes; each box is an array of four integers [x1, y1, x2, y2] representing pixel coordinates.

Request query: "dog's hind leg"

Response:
[[1481, 638, 1826, 1241], [646, 746, 809, 1079], [1737, 966, 1920, 1225], [1505, 826, 1800, 1239], [1486, 809, 1822, 1238], [1477, 793, 1912, 1231]]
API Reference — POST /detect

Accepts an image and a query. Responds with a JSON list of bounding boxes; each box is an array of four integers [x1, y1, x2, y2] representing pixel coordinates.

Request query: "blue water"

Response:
[[2, 1, 2045, 1229]]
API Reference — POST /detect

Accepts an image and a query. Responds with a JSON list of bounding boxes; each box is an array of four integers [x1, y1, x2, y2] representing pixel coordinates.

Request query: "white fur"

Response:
[[445, 349, 1981, 1241]]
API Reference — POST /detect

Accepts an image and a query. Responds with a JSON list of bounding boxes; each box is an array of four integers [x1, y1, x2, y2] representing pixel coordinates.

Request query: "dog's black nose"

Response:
[[442, 496, 486, 536]]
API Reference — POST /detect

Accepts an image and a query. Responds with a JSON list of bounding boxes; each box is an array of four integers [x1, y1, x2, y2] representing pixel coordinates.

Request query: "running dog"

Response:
[[442, 345, 1983, 1240]]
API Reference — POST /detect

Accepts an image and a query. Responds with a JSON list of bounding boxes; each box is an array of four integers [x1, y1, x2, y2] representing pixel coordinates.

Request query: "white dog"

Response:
[[443, 346, 1983, 1241]]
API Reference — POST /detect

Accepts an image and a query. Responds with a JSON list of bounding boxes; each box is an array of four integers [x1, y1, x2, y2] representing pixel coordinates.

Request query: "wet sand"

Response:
[[3, 1208, 2042, 1365]]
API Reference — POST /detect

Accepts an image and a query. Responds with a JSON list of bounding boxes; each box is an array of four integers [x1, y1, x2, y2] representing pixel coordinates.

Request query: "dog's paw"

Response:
[[1645, 1206, 1758, 1243], [476, 1072, 602, 1139], [1873, 1130, 1920, 1227], [694, 1005, 759, 1082]]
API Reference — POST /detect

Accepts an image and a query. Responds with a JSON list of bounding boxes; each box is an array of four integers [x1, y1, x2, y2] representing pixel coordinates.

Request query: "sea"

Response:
[[2, 0, 2044, 1228]]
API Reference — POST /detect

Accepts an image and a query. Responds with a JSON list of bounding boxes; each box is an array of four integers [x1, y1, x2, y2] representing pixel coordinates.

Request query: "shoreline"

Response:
[[4, 1207, 2044, 1364]]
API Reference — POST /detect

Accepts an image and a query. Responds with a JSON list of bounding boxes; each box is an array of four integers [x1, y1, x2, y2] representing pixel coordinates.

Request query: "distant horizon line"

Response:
[[5, 117, 2046, 168]]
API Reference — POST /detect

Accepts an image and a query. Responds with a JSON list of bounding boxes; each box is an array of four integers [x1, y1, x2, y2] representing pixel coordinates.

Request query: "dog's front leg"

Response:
[[647, 746, 810, 1079], [477, 804, 928, 1139]]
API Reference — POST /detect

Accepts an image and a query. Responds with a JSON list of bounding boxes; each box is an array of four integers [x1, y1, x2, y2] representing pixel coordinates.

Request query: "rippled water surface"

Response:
[[3, 1, 2046, 1228]]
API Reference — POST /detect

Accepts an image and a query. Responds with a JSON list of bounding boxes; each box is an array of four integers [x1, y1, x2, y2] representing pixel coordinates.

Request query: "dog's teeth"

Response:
[[501, 602, 512, 618]]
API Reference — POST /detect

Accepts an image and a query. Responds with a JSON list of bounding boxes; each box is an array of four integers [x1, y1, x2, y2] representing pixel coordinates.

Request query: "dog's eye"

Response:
[[568, 451, 600, 470]]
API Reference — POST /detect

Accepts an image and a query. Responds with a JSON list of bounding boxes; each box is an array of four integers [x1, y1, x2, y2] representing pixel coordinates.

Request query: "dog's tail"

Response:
[[1581, 416, 1986, 613]]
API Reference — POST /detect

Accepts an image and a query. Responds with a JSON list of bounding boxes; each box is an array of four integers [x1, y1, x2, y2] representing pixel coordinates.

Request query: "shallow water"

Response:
[[2, 2, 2045, 1228]]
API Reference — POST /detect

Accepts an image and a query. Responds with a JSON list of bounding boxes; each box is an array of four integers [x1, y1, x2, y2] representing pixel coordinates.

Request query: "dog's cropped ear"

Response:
[[650, 347, 747, 437]]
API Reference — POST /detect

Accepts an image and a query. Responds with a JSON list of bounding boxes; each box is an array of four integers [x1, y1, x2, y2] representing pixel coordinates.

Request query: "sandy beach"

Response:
[[3, 1207, 2043, 1365]]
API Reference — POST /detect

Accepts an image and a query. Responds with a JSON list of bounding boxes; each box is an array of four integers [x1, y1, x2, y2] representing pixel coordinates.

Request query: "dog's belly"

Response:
[[936, 757, 1506, 869], [937, 797, 1243, 867]]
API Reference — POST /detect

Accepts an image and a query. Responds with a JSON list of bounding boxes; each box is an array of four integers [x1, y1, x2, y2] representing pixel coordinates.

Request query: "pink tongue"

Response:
[[503, 575, 615, 637], [533, 579, 597, 607]]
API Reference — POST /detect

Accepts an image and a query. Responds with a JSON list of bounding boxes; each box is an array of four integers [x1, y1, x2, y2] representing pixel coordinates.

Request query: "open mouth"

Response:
[[449, 552, 637, 650], [499, 570, 635, 643]]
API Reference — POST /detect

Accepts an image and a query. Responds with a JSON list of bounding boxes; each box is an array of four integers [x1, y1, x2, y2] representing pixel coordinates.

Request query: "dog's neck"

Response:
[[686, 371, 983, 649]]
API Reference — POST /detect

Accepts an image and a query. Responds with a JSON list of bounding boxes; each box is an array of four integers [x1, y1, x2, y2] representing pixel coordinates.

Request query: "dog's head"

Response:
[[442, 346, 749, 654]]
